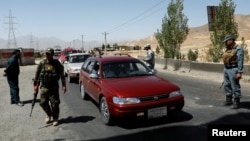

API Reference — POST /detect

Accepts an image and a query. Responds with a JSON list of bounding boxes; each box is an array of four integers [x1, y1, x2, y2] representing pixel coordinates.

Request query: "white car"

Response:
[[65, 53, 90, 83]]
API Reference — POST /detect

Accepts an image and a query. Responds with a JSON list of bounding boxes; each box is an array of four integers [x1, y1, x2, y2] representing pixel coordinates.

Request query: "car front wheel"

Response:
[[100, 97, 112, 125], [80, 82, 88, 100]]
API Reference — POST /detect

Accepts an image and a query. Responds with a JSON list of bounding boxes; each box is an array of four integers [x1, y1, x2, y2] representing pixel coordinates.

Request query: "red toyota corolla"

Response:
[[79, 55, 184, 125]]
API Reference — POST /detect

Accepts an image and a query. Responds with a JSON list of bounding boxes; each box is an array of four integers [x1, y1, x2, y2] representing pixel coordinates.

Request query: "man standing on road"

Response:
[[3, 49, 24, 106], [33, 48, 67, 126], [143, 44, 155, 69], [222, 34, 244, 109]]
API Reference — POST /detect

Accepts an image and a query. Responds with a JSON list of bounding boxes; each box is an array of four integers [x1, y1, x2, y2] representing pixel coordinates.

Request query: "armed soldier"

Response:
[[33, 48, 67, 126], [222, 34, 244, 109]]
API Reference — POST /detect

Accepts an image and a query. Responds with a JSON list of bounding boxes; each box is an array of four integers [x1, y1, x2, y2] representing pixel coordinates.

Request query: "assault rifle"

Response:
[[30, 79, 39, 117]]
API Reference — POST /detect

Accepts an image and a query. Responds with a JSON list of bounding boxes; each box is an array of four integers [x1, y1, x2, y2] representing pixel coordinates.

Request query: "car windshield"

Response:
[[69, 55, 90, 63], [102, 61, 152, 79]]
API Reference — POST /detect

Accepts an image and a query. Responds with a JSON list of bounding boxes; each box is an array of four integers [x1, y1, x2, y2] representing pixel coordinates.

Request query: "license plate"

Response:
[[148, 106, 167, 119]]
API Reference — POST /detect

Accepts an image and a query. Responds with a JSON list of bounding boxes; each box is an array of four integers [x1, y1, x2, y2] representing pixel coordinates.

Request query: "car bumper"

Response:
[[69, 73, 79, 78], [108, 96, 184, 118]]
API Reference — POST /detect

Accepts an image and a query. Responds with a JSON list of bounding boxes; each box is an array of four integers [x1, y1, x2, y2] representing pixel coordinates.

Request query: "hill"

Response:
[[127, 14, 250, 56]]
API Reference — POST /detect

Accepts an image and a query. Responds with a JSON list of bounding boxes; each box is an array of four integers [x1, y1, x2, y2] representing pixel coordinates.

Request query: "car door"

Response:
[[80, 59, 92, 93], [85, 61, 101, 102]]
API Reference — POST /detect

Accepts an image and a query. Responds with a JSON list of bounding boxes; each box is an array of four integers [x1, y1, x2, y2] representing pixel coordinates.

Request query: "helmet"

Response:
[[46, 48, 54, 55], [223, 34, 235, 42], [144, 44, 151, 50]]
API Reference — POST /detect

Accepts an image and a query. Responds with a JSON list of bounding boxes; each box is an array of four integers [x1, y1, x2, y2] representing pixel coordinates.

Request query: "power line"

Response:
[[107, 0, 166, 33]]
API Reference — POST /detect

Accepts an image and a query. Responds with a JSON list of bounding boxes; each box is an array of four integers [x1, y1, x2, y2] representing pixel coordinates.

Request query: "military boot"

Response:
[[223, 95, 233, 106], [232, 98, 240, 109]]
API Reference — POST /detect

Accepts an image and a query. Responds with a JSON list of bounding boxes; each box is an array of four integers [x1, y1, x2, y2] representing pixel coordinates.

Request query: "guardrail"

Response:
[[138, 56, 250, 82]]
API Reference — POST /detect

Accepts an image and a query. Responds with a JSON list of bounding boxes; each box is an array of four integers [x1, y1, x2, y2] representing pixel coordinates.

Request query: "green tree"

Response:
[[133, 45, 141, 50], [241, 37, 249, 63], [156, 45, 160, 55], [207, 0, 238, 62], [102, 44, 105, 51], [187, 49, 198, 61], [155, 0, 189, 59]]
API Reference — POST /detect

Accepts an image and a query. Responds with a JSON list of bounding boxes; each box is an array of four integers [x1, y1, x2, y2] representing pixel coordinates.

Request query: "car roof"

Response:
[[88, 55, 138, 62], [69, 53, 90, 56]]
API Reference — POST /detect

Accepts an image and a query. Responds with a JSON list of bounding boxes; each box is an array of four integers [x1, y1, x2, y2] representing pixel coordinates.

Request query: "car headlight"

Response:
[[169, 90, 182, 98], [113, 97, 140, 104]]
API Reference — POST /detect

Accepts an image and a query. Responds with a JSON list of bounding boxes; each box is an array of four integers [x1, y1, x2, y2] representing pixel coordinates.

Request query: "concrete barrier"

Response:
[[161, 58, 250, 82], [0, 48, 35, 68]]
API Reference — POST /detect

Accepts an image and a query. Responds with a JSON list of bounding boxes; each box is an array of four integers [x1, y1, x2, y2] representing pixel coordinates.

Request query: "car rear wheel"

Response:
[[100, 97, 112, 125], [80, 82, 88, 100]]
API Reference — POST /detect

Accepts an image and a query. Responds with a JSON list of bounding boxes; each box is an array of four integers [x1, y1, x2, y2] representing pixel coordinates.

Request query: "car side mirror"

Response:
[[89, 73, 98, 79], [150, 69, 157, 74]]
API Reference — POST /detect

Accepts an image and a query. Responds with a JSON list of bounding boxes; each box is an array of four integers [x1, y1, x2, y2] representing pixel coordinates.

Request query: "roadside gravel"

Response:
[[0, 63, 81, 141]]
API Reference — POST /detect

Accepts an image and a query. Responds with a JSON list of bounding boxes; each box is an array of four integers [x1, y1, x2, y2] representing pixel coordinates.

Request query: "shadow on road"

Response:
[[240, 101, 250, 110], [22, 99, 40, 104], [87, 112, 250, 141], [59, 116, 95, 125], [116, 110, 193, 129]]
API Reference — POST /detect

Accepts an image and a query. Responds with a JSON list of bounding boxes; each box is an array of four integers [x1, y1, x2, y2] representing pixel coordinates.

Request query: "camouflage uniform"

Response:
[[222, 35, 244, 109], [34, 49, 66, 122]]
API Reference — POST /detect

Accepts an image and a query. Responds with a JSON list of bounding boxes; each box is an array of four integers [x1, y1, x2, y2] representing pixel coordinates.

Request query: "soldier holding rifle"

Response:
[[33, 48, 67, 126]]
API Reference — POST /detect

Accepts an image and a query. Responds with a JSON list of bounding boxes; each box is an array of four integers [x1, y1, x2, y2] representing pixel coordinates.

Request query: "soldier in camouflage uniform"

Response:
[[222, 34, 244, 109], [33, 48, 67, 126]]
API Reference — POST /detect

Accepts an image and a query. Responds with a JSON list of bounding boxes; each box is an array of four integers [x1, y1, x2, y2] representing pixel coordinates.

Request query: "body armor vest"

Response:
[[39, 60, 60, 86], [222, 44, 238, 65]]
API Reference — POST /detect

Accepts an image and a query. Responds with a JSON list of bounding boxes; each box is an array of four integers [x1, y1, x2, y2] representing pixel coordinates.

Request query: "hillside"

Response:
[[127, 14, 250, 56]]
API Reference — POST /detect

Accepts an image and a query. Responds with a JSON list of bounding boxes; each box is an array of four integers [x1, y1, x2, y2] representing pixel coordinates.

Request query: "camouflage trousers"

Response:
[[39, 86, 60, 120]]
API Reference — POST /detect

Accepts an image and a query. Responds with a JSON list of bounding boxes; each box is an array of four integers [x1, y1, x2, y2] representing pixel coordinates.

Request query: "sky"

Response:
[[0, 0, 250, 44]]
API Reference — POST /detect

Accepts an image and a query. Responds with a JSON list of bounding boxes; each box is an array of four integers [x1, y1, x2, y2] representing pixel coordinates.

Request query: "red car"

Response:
[[79, 55, 184, 125], [59, 48, 78, 63]]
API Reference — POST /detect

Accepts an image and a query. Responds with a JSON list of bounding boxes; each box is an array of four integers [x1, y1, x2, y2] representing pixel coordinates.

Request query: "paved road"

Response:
[[0, 63, 249, 141]]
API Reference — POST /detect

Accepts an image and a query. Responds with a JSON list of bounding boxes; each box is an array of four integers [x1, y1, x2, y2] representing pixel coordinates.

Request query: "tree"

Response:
[[207, 0, 238, 62], [155, 0, 189, 59], [240, 37, 250, 63], [156, 45, 160, 55], [187, 49, 199, 61]]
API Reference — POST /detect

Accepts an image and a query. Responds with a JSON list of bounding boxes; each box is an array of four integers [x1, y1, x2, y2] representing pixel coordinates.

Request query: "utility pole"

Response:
[[30, 33, 34, 49], [5, 9, 18, 48], [81, 34, 84, 52], [102, 32, 108, 55]]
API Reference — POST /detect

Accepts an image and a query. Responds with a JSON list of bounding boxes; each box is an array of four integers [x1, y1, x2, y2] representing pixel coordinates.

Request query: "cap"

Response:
[[46, 48, 54, 55], [144, 44, 151, 50], [12, 49, 20, 54], [223, 34, 235, 42]]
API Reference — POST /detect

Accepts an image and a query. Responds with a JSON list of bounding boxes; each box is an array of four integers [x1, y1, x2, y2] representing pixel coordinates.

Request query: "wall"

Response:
[[138, 56, 250, 82], [0, 48, 35, 68]]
